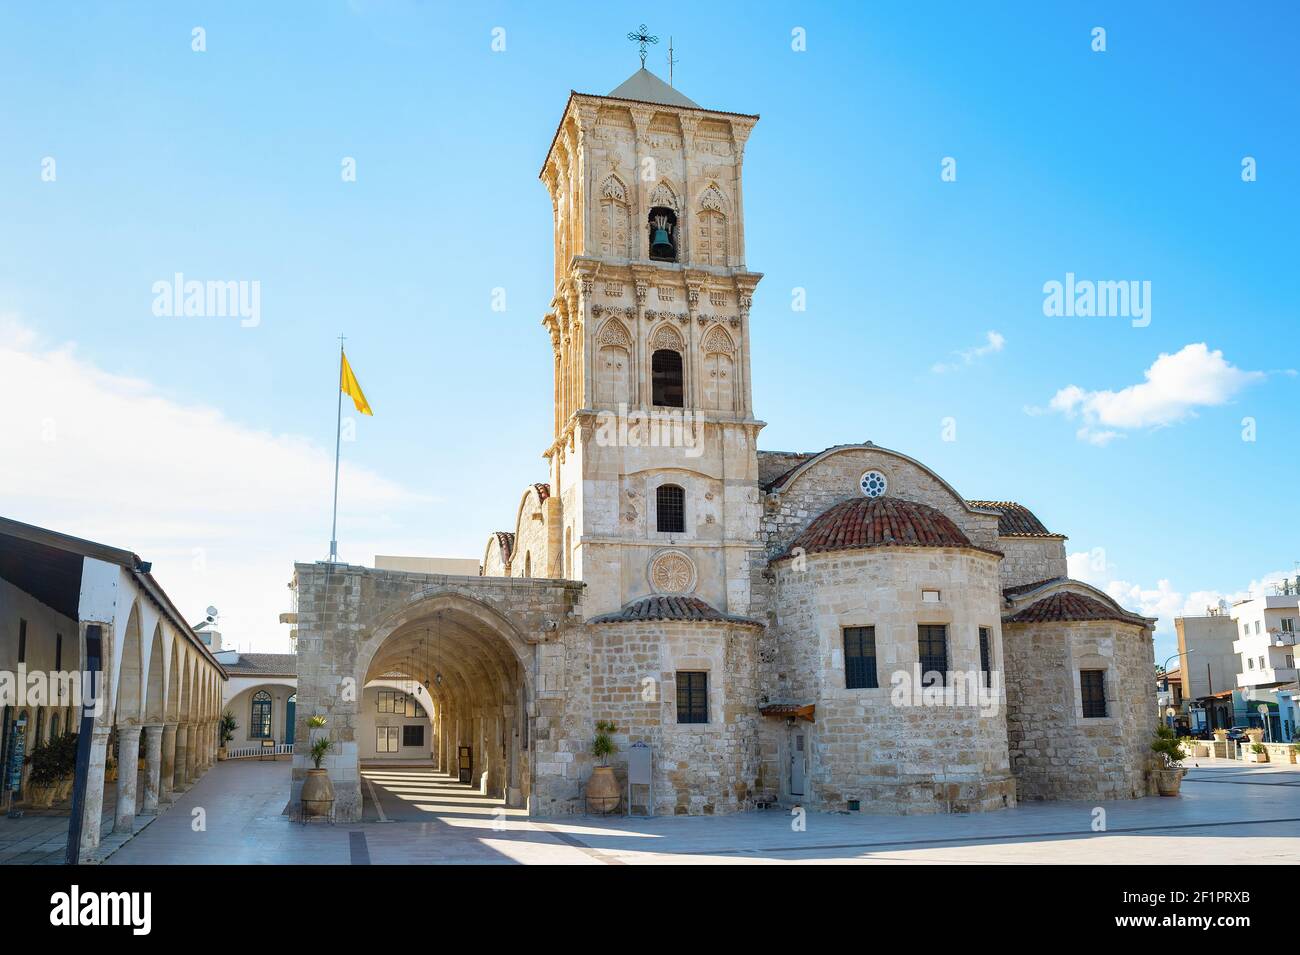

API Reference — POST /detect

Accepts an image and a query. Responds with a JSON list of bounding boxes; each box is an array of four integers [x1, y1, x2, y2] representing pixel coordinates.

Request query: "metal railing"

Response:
[[224, 742, 295, 759]]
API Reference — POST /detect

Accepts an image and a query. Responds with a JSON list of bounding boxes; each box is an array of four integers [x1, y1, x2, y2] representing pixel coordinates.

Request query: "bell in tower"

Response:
[[648, 208, 677, 261]]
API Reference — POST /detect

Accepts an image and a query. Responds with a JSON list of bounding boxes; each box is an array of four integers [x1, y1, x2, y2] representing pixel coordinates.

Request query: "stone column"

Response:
[[172, 722, 189, 790], [204, 720, 215, 768], [113, 724, 142, 834], [79, 727, 111, 859], [160, 723, 177, 799], [141, 724, 164, 813], [184, 722, 198, 781]]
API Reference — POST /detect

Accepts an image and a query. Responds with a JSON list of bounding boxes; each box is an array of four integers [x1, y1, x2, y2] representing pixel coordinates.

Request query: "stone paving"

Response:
[[0, 784, 157, 865], [94, 754, 1300, 865]]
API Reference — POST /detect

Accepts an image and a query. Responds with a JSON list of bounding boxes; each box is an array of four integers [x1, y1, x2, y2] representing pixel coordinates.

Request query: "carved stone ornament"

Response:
[[649, 549, 697, 595]]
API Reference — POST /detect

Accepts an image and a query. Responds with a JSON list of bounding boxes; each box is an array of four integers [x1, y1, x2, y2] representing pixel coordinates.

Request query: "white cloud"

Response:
[[931, 330, 1005, 374], [0, 316, 430, 652], [1046, 343, 1264, 444], [1067, 547, 1296, 660]]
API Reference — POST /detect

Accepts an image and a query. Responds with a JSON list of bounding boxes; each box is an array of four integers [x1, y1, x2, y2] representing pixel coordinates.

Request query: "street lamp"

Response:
[[1159, 651, 1192, 728]]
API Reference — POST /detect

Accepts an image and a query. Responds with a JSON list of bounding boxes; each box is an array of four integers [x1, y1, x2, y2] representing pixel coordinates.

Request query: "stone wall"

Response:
[[1003, 614, 1155, 801], [764, 546, 1015, 813], [998, 537, 1068, 589], [587, 618, 761, 814]]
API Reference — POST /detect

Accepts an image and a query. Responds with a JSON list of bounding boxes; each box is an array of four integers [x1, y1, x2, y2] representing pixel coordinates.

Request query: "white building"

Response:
[[1232, 588, 1300, 690]]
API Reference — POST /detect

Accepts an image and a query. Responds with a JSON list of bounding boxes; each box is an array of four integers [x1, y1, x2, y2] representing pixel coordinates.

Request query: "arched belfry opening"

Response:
[[648, 206, 678, 261], [651, 349, 684, 407], [355, 594, 534, 813]]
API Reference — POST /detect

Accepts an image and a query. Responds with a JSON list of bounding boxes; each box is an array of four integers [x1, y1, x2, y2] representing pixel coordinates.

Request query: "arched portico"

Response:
[[289, 562, 584, 821]]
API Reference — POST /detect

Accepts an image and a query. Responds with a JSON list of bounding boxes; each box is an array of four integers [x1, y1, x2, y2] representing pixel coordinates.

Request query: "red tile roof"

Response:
[[533, 483, 551, 503], [492, 531, 515, 562], [589, 594, 763, 627], [776, 497, 999, 561], [1005, 591, 1138, 624], [965, 500, 1059, 537], [1003, 576, 1066, 598]]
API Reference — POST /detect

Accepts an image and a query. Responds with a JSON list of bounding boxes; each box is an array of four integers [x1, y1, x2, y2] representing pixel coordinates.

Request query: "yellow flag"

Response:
[[340, 350, 373, 416]]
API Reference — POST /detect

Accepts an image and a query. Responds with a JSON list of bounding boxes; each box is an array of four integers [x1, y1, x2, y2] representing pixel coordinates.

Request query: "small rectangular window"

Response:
[[676, 671, 708, 724], [377, 726, 399, 753], [1080, 669, 1107, 718], [921, 590, 941, 603], [18, 620, 26, 664], [55, 634, 62, 672], [978, 627, 992, 687], [1282, 618, 1296, 633], [656, 484, 685, 534], [917, 624, 948, 687], [843, 627, 878, 689], [402, 725, 424, 747]]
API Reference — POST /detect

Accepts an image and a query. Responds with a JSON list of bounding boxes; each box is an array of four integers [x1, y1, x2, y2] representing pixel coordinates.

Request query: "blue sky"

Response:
[[1, 1, 1296, 657]]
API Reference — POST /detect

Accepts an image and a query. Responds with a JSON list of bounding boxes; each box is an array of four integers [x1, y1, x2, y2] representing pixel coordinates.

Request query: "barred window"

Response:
[[402, 724, 424, 747], [918, 625, 948, 687], [978, 627, 992, 687], [676, 671, 708, 724], [1080, 669, 1107, 718], [657, 484, 685, 534], [843, 626, 878, 689], [651, 349, 684, 407]]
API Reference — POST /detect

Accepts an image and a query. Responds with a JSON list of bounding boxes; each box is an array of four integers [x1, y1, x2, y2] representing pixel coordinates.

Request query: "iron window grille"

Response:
[[676, 671, 708, 724], [402, 725, 424, 747], [978, 627, 992, 687], [918, 624, 948, 687], [1080, 669, 1107, 718], [651, 349, 685, 407], [656, 484, 686, 534], [843, 626, 879, 689]]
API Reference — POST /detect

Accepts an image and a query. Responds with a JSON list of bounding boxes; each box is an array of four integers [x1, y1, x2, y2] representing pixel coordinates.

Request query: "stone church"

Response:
[[292, 66, 1158, 819]]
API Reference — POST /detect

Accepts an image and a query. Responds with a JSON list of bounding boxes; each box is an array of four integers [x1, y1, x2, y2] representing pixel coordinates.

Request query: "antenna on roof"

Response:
[[667, 36, 679, 86]]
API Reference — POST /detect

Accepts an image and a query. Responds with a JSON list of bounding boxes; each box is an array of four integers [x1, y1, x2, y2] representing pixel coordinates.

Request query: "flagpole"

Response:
[[329, 335, 344, 562]]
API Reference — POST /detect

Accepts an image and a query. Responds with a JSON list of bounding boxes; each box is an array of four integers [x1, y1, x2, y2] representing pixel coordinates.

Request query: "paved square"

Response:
[[99, 757, 1300, 865]]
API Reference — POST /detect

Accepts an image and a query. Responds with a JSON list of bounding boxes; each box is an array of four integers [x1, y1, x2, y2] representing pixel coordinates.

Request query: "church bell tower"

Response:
[[539, 61, 764, 617]]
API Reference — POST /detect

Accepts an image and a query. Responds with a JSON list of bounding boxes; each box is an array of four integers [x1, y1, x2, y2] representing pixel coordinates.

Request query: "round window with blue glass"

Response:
[[859, 470, 887, 498]]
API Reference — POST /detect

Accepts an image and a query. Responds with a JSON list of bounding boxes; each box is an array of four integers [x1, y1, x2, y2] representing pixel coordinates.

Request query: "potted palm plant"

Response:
[[26, 734, 77, 807], [1150, 724, 1187, 796], [218, 711, 237, 760], [300, 719, 334, 818], [586, 720, 620, 814]]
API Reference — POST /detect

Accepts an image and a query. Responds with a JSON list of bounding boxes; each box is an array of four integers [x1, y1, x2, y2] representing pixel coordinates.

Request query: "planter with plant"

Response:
[[587, 720, 620, 814], [219, 711, 238, 759], [1212, 728, 1228, 740], [1150, 724, 1187, 796], [1291, 740, 1299, 765], [27, 733, 78, 807], [1247, 742, 1269, 763], [301, 735, 334, 818]]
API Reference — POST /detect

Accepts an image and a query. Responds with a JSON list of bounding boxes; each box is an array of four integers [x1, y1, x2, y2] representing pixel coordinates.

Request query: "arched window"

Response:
[[50, 712, 60, 739], [648, 207, 678, 262], [657, 484, 686, 534], [524, 552, 532, 578], [652, 350, 684, 407], [250, 690, 273, 739]]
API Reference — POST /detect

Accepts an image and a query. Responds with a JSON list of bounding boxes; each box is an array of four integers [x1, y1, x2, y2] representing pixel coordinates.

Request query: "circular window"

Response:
[[859, 470, 887, 498]]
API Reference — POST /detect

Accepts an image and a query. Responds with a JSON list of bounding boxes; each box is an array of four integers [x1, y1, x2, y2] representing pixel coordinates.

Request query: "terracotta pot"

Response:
[[301, 768, 335, 818], [218, 747, 227, 761], [27, 783, 58, 808], [1154, 768, 1183, 797], [586, 765, 620, 814]]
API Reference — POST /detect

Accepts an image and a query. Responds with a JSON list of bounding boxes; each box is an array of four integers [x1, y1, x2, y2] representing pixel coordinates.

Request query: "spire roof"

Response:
[[606, 67, 699, 108]]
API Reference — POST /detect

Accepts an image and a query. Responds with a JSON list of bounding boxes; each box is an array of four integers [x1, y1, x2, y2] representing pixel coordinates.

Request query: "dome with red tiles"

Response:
[[776, 496, 998, 562]]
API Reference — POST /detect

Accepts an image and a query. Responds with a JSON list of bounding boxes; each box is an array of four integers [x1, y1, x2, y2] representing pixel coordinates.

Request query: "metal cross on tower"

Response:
[[627, 23, 658, 67]]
